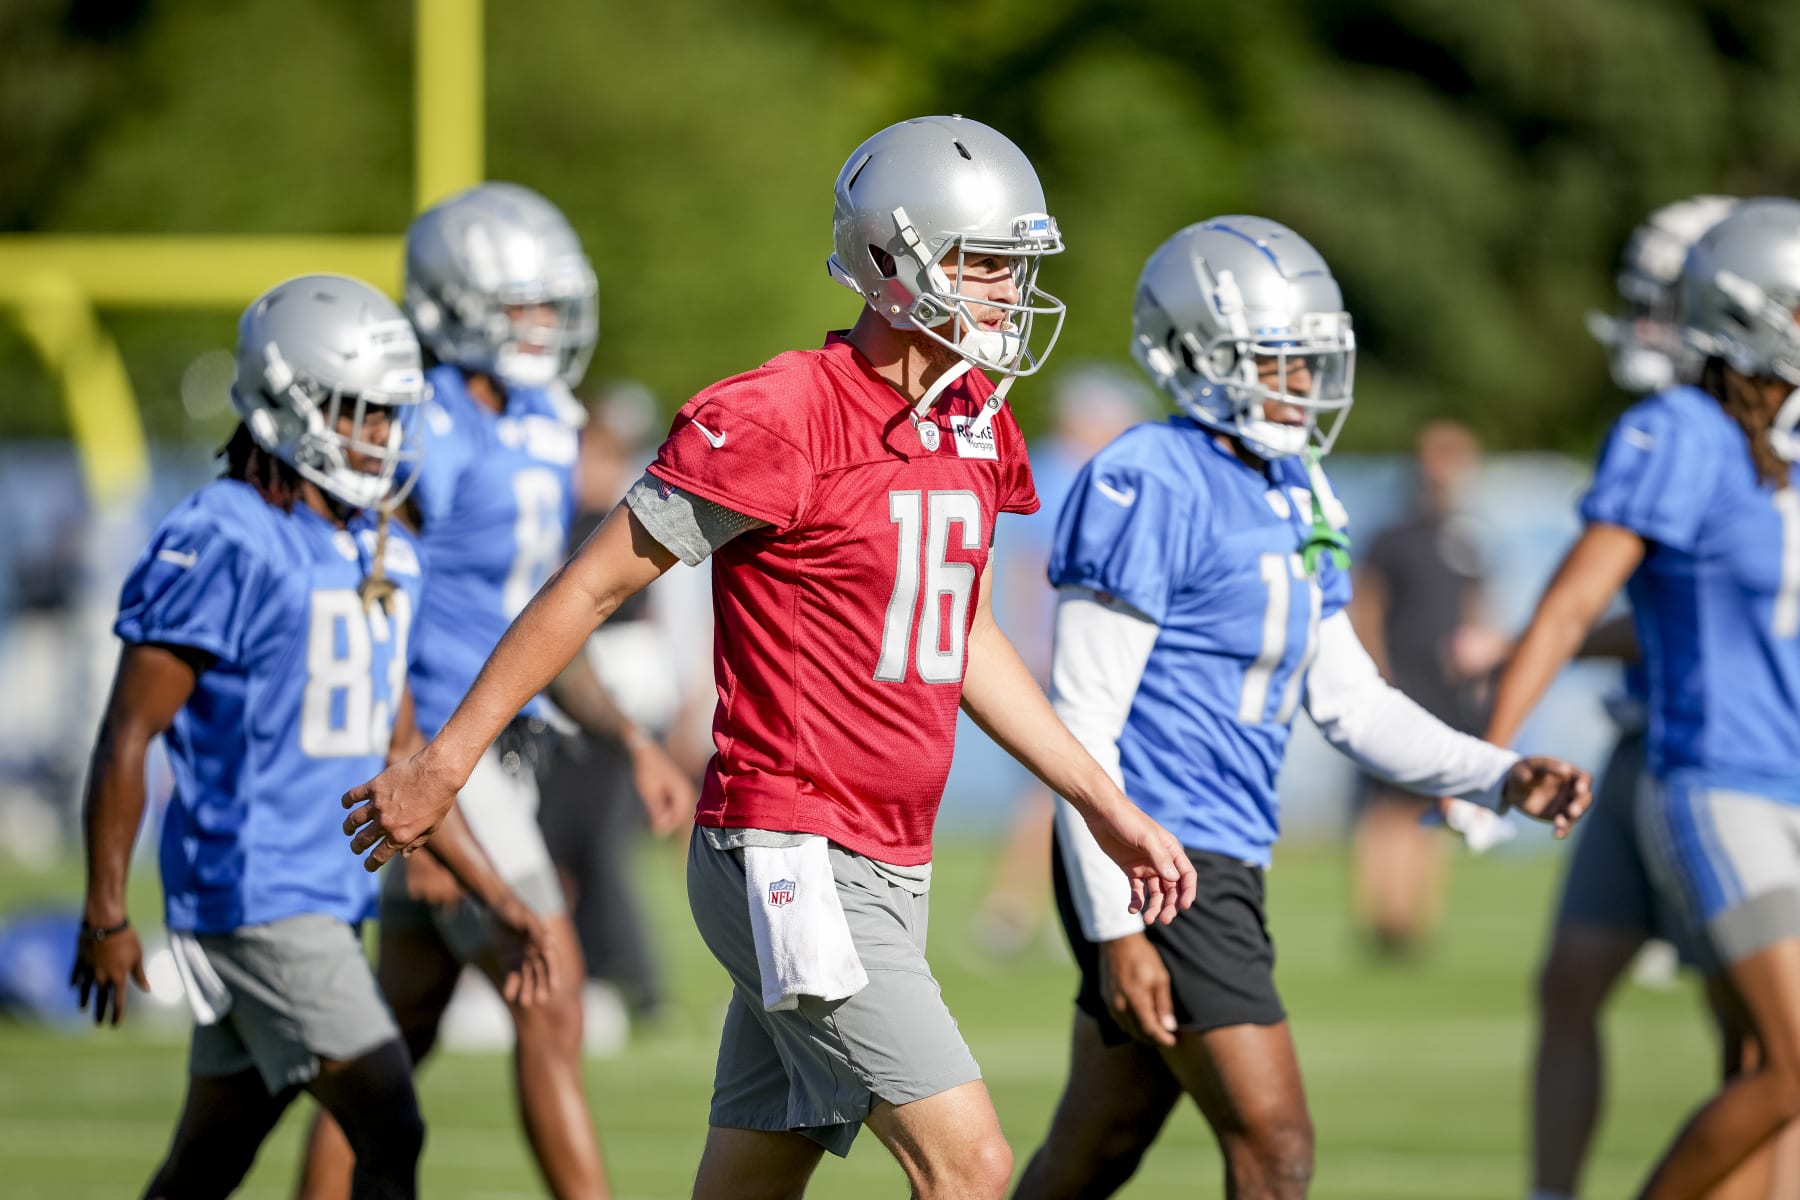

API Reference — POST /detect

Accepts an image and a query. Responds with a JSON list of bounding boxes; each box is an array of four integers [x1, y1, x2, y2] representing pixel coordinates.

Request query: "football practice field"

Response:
[[0, 841, 1716, 1199]]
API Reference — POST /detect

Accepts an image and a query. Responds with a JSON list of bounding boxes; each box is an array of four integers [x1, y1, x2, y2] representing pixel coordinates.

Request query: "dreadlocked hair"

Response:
[[1699, 357, 1789, 489], [357, 508, 398, 615], [221, 423, 301, 510]]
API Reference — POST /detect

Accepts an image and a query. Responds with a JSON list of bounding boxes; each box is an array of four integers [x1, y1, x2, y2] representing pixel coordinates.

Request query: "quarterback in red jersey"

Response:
[[345, 114, 1197, 1198]]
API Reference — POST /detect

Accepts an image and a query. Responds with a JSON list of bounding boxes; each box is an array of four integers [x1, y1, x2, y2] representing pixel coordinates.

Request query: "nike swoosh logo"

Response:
[[1094, 478, 1137, 507], [156, 548, 199, 569], [692, 419, 727, 449], [1622, 425, 1654, 450]]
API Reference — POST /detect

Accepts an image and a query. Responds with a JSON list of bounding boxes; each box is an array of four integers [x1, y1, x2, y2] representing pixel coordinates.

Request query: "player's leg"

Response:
[[304, 1040, 426, 1200], [863, 1080, 1013, 1200], [1011, 1012, 1182, 1199], [691, 1127, 827, 1200], [144, 1066, 299, 1199], [471, 900, 607, 1198], [690, 991, 829, 1200], [1635, 782, 1800, 1199], [1161, 1022, 1314, 1200], [296, 886, 463, 1200], [1531, 727, 1655, 1199], [1696, 976, 1800, 1200], [1351, 782, 1444, 955]]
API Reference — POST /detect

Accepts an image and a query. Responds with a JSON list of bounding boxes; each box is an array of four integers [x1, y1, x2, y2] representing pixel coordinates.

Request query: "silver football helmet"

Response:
[[1586, 194, 1737, 393], [1682, 196, 1800, 460], [231, 274, 426, 511], [404, 182, 598, 389], [827, 115, 1065, 386], [1131, 217, 1355, 459]]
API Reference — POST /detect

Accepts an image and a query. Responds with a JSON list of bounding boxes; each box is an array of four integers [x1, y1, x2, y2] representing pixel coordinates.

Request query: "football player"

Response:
[[1011, 218, 1590, 1200], [72, 275, 551, 1200], [1529, 195, 1800, 1200], [342, 114, 1197, 1199], [1491, 198, 1800, 1200], [299, 184, 693, 1200]]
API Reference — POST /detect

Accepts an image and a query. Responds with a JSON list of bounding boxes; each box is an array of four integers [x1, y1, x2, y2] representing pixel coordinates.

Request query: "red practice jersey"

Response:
[[647, 333, 1039, 865]]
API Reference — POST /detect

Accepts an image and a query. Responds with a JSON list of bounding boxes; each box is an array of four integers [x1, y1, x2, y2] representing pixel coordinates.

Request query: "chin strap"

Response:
[[1299, 449, 1351, 575], [911, 356, 976, 422]]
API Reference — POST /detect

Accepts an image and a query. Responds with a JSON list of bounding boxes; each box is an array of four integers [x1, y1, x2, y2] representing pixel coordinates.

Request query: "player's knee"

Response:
[[959, 1133, 1013, 1198], [513, 982, 584, 1060], [1536, 945, 1607, 1018], [1231, 1114, 1314, 1199]]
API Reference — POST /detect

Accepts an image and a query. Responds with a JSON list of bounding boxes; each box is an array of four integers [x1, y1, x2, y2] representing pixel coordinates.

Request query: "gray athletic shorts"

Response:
[[1554, 729, 1703, 966], [1638, 770, 1800, 967], [189, 913, 399, 1094], [687, 833, 981, 1157]]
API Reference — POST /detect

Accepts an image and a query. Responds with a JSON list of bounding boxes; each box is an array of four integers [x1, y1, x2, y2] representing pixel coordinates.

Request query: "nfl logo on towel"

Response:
[[768, 879, 796, 907]]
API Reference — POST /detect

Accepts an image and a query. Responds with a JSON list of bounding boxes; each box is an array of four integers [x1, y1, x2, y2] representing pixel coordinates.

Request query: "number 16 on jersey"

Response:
[[876, 490, 983, 685]]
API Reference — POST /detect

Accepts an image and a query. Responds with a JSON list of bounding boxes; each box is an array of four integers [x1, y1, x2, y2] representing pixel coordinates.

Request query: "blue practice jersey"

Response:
[[408, 365, 580, 736], [1049, 418, 1353, 865], [1582, 386, 1800, 798], [115, 480, 425, 934]]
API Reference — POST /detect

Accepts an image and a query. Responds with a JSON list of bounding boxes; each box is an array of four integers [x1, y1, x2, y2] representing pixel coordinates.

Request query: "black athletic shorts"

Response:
[[1052, 828, 1285, 1045]]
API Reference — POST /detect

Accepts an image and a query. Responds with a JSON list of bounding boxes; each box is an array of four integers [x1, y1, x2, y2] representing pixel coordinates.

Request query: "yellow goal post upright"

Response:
[[0, 0, 485, 513]]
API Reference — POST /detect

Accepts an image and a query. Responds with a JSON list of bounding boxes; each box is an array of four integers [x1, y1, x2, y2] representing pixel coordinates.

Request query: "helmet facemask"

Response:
[[892, 211, 1067, 381], [251, 333, 426, 513], [1162, 293, 1355, 461]]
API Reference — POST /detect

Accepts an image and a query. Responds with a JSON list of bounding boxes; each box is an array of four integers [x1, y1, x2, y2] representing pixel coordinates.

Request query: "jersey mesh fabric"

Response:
[[646, 333, 1038, 865]]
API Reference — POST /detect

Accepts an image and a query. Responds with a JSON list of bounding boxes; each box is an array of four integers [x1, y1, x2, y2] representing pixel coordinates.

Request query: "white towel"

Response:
[[741, 837, 869, 1011], [168, 931, 233, 1025]]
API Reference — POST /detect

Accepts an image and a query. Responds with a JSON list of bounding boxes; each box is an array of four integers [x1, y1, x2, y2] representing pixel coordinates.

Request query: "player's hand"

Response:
[[404, 847, 467, 907], [1099, 933, 1178, 1047], [1500, 755, 1592, 838], [1438, 797, 1519, 855], [1081, 800, 1198, 927], [486, 896, 558, 1009], [343, 750, 459, 869], [628, 735, 697, 837], [70, 922, 149, 1027]]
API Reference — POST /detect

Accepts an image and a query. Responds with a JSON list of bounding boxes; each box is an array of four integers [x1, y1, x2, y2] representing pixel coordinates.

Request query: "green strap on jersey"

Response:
[[1300, 449, 1351, 575]]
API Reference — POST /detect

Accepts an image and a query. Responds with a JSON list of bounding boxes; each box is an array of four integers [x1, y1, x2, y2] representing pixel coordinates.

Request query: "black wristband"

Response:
[[80, 918, 131, 941]]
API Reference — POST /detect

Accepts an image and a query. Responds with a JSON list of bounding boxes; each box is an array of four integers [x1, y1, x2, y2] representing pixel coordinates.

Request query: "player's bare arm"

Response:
[[958, 561, 1197, 924], [74, 642, 202, 1025], [345, 503, 678, 865], [1486, 522, 1646, 746]]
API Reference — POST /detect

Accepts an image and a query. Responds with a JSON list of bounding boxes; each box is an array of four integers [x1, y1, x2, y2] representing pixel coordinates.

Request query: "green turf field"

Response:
[[0, 841, 1715, 1198]]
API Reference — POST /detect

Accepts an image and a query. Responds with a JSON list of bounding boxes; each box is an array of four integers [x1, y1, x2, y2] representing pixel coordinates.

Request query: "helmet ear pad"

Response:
[[244, 392, 308, 452]]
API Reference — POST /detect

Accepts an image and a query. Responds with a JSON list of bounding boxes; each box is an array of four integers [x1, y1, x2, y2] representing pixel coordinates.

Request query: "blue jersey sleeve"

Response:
[[114, 502, 272, 665], [1048, 458, 1193, 625], [1581, 392, 1725, 552], [411, 396, 475, 531]]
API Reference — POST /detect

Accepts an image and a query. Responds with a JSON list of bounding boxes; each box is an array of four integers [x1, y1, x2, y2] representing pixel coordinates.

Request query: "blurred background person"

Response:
[[1346, 418, 1508, 955], [968, 364, 1152, 957], [535, 381, 708, 1046]]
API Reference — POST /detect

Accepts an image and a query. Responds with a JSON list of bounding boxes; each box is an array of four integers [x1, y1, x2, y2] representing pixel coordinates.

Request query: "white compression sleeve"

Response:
[[1048, 586, 1161, 943], [1303, 611, 1519, 810]]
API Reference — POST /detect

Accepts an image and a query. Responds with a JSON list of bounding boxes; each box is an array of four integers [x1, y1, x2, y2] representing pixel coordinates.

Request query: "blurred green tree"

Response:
[[2, 0, 1796, 453]]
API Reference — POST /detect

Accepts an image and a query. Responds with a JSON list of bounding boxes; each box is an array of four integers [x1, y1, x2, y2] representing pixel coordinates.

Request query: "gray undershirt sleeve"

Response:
[[624, 471, 768, 566]]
